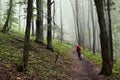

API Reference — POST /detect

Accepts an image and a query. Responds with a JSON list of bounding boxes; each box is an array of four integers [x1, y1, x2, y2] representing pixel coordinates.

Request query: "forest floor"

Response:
[[0, 30, 120, 80], [66, 48, 120, 80]]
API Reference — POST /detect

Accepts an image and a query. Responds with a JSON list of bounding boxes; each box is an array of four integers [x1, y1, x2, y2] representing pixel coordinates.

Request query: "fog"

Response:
[[1, 0, 120, 50], [0, 0, 100, 46], [54, 0, 76, 43], [54, 0, 100, 47]]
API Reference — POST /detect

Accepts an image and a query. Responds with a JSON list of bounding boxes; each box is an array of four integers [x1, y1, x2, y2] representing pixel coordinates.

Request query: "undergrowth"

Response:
[[83, 48, 120, 75], [0, 31, 22, 67], [0, 27, 72, 79], [44, 39, 72, 56]]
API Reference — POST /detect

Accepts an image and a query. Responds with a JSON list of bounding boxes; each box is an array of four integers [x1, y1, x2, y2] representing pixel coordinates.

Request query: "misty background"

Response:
[[0, 0, 120, 54]]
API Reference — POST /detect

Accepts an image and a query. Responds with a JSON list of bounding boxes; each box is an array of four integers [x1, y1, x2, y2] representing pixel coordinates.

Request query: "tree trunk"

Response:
[[52, 1, 55, 39], [2, 0, 13, 33], [22, 0, 33, 71], [47, 0, 53, 51], [31, 18, 35, 36], [36, 0, 41, 42], [60, 0, 63, 43], [36, 0, 43, 43], [90, 0, 96, 54], [76, 0, 81, 45], [107, 0, 113, 67], [69, 0, 79, 44], [19, 4, 21, 32], [94, 0, 112, 76], [0, 0, 2, 24], [39, 0, 44, 43], [87, 0, 91, 50]]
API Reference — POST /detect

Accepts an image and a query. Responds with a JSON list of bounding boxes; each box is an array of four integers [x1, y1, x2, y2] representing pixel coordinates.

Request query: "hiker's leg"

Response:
[[77, 53, 80, 59], [79, 54, 82, 60]]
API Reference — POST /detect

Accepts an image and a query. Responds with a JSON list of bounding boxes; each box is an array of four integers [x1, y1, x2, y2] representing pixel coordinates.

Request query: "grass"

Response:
[[44, 39, 72, 55], [0, 27, 72, 79], [113, 60, 120, 75], [83, 48, 102, 65], [0, 30, 23, 67], [83, 48, 120, 75]]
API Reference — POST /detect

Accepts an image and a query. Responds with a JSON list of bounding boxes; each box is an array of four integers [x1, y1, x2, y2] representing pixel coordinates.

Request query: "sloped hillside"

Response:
[[0, 29, 72, 80]]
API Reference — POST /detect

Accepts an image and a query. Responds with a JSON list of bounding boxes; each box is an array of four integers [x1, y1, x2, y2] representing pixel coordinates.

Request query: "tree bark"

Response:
[[19, 3, 21, 32], [107, 0, 113, 67], [87, 0, 91, 50], [60, 0, 63, 43], [52, 1, 55, 39], [22, 0, 33, 71], [31, 18, 35, 36], [90, 0, 96, 54], [2, 0, 13, 33], [76, 0, 81, 45], [36, 0, 41, 42], [94, 0, 112, 76], [47, 0, 53, 51]]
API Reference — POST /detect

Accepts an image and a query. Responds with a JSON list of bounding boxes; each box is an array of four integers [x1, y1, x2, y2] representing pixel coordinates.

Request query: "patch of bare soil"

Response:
[[66, 48, 120, 80]]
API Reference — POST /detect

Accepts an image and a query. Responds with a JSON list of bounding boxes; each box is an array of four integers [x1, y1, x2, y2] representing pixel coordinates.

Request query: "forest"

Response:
[[0, 0, 120, 80]]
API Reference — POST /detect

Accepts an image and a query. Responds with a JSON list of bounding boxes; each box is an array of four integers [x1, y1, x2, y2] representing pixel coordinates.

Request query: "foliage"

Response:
[[53, 40, 72, 53], [3, 0, 18, 29], [0, 27, 72, 79], [44, 39, 72, 55], [83, 49, 102, 66], [83, 48, 120, 75], [30, 37, 72, 79], [113, 60, 120, 75], [0, 30, 22, 67]]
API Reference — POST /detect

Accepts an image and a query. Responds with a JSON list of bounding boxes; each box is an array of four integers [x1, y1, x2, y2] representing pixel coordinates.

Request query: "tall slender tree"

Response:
[[2, 0, 13, 33], [90, 0, 96, 54], [18, 1, 24, 32], [107, 0, 113, 67], [60, 0, 63, 43], [76, 0, 81, 45], [36, 0, 44, 43], [52, 0, 55, 39], [69, 0, 78, 44], [0, 0, 2, 24], [94, 0, 113, 75], [87, 0, 92, 50], [31, 18, 35, 36], [31, 0, 35, 36], [22, 0, 33, 71], [47, 0, 53, 51]]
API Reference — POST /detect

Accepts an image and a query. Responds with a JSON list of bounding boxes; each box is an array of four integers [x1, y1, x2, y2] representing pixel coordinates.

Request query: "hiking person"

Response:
[[76, 45, 82, 60]]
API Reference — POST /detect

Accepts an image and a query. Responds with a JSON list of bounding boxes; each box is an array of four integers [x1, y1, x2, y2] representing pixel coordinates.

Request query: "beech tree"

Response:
[[107, 0, 113, 67], [36, 0, 44, 43], [47, 0, 53, 51], [87, 0, 92, 50], [94, 0, 113, 75], [90, 0, 96, 54], [60, 0, 63, 43], [21, 0, 33, 71], [2, 0, 14, 32]]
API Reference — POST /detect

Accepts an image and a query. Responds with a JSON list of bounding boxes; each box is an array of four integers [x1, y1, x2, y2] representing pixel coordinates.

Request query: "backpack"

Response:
[[76, 45, 81, 52]]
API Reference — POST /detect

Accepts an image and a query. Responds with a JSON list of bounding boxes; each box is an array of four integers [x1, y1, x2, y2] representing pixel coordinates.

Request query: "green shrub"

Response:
[[83, 49, 120, 75], [83, 49, 102, 65]]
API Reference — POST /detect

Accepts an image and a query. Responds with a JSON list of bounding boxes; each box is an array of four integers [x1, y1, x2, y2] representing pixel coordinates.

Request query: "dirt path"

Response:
[[67, 48, 107, 80]]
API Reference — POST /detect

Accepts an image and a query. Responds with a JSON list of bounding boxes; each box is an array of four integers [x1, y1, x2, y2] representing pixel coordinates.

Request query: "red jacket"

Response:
[[76, 45, 81, 52]]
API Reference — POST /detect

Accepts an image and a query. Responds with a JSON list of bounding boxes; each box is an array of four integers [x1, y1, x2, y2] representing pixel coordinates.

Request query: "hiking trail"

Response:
[[66, 47, 109, 80]]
